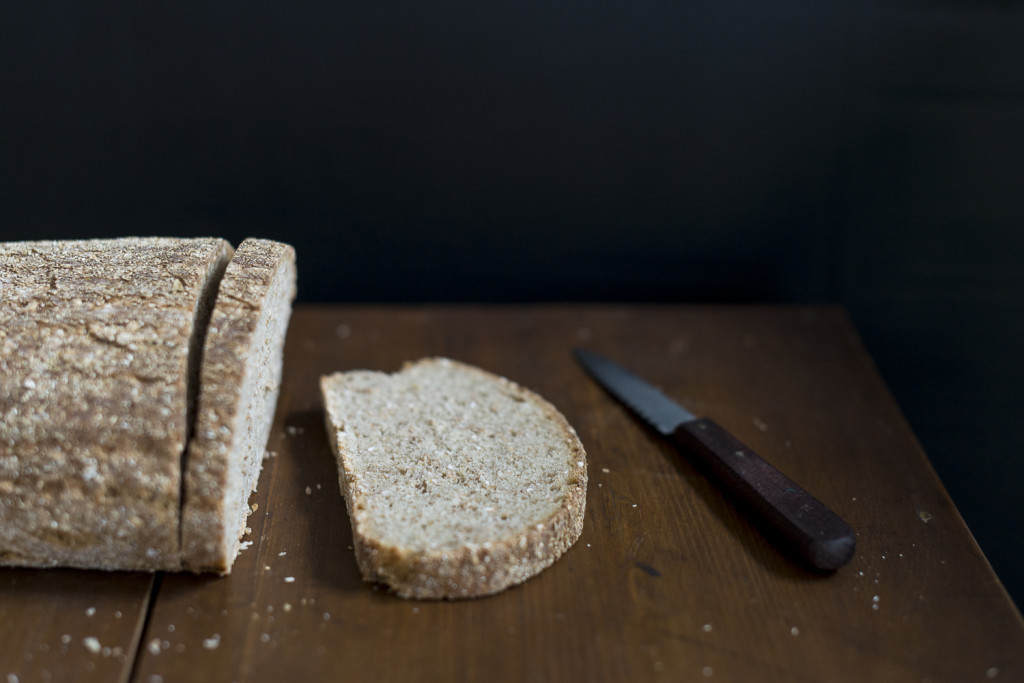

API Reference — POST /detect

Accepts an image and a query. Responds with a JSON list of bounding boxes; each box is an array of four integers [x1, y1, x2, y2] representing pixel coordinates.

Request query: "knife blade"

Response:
[[574, 348, 856, 571]]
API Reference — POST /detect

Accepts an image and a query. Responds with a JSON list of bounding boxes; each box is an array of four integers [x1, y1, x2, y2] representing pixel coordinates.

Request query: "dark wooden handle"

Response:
[[672, 418, 856, 571]]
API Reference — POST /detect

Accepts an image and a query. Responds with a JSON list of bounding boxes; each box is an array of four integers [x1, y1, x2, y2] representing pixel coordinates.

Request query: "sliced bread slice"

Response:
[[320, 358, 587, 599], [180, 238, 297, 573]]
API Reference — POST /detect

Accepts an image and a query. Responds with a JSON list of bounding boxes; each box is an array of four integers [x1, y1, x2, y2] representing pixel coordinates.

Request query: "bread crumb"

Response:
[[918, 510, 932, 523], [278, 551, 287, 556], [83, 637, 101, 654], [202, 634, 221, 650]]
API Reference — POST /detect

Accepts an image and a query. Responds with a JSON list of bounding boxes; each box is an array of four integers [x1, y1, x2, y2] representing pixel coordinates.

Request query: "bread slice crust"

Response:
[[321, 358, 587, 599]]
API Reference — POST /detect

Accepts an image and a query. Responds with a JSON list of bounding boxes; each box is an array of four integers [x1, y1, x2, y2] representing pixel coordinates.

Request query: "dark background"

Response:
[[2, 1, 1022, 607]]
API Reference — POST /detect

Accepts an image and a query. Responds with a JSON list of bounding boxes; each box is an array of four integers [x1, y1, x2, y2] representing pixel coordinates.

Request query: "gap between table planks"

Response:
[[3, 305, 1022, 683]]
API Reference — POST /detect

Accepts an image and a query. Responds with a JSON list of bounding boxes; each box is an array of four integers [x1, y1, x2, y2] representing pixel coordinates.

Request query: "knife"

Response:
[[574, 348, 856, 571]]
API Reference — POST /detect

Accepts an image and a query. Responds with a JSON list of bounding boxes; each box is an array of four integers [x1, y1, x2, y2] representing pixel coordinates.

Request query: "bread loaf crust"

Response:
[[180, 239, 297, 573], [0, 237, 233, 570], [321, 358, 587, 599]]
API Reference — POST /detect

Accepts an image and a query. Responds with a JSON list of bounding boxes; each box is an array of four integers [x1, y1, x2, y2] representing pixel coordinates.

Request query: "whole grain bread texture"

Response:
[[0, 237, 233, 570], [180, 238, 297, 573], [0, 236, 296, 573], [320, 358, 587, 599]]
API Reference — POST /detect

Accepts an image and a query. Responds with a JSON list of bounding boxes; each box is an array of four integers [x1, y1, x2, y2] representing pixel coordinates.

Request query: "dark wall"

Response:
[[2, 1, 1022, 607]]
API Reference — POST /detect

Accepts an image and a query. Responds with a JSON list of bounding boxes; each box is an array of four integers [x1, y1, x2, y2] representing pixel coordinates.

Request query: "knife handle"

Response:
[[671, 418, 856, 571]]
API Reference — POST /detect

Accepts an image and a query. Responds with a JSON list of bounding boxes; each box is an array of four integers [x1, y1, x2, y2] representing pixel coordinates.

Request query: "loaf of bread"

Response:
[[0, 237, 296, 573], [320, 358, 587, 599]]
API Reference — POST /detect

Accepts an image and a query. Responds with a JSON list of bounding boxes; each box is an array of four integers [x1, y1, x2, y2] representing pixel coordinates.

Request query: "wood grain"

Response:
[[0, 569, 153, 683], [5, 305, 1023, 682]]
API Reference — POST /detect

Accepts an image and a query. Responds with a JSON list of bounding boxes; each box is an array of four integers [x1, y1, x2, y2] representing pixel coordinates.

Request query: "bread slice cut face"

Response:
[[321, 358, 587, 599]]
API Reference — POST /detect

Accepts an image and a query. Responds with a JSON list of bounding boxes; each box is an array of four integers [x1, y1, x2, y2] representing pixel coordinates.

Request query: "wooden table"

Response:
[[2, 305, 1021, 682]]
